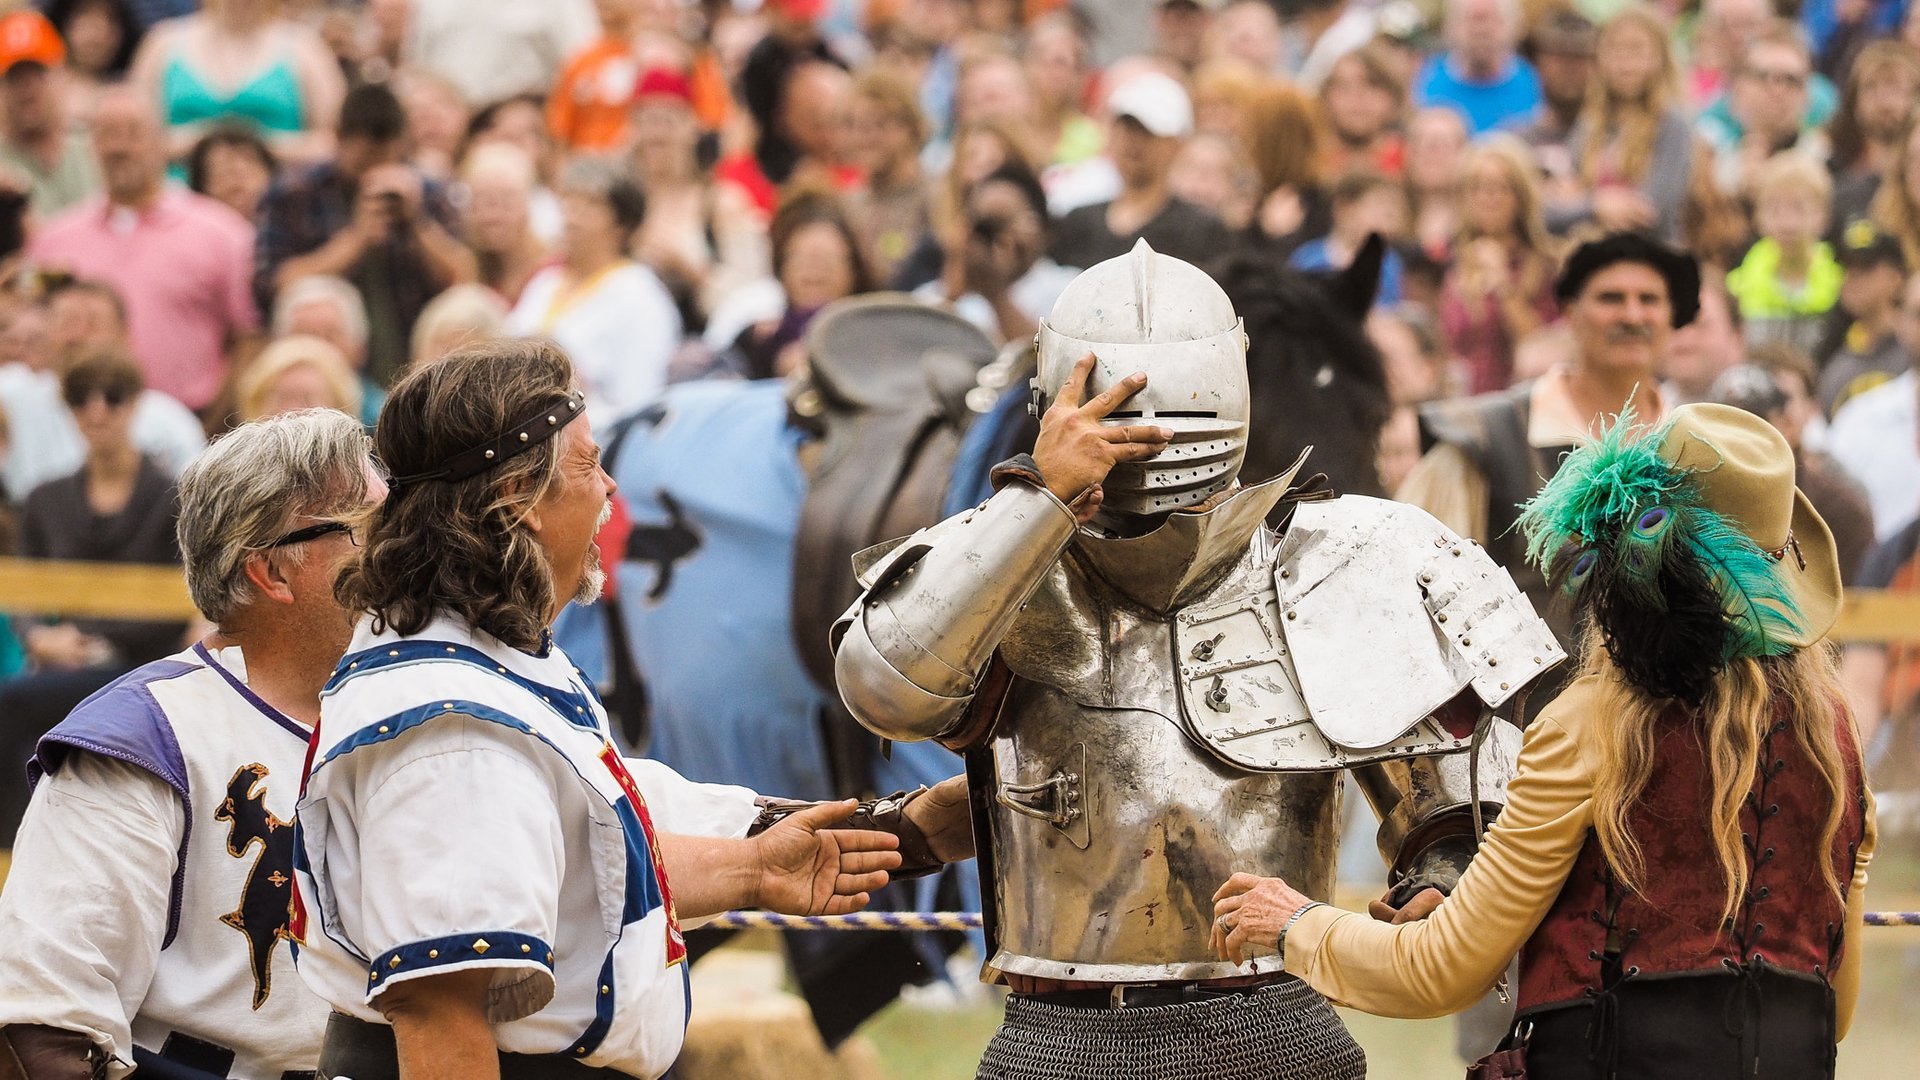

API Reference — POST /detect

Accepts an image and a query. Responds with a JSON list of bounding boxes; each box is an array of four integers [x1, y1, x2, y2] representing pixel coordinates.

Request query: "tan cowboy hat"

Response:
[[1656, 403, 1842, 648]]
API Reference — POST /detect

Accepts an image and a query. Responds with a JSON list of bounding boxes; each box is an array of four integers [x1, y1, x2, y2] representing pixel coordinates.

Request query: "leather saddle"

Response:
[[789, 294, 997, 785]]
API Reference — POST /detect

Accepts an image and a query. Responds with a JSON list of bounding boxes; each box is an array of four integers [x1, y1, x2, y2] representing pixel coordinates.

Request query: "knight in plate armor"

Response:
[[831, 240, 1566, 1078]]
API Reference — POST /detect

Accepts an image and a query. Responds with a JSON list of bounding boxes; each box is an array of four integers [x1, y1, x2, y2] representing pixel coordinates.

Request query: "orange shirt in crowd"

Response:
[[548, 37, 643, 151]]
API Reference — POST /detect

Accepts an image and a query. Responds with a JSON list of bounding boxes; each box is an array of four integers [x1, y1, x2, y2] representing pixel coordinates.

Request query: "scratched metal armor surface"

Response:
[[982, 531, 1346, 983]]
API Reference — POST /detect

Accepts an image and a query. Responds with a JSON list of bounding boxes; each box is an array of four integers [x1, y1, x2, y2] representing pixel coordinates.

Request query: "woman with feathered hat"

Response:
[[1210, 402, 1876, 1079]]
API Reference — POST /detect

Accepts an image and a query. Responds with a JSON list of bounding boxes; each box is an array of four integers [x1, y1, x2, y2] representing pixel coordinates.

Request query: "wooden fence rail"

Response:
[[6, 557, 1920, 643]]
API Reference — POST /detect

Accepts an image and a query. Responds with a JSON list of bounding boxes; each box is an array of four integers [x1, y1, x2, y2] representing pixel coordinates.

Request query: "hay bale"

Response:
[[677, 994, 883, 1080]]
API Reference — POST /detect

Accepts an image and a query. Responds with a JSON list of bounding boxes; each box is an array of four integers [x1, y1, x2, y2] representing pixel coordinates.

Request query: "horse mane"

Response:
[[1216, 245, 1392, 499]]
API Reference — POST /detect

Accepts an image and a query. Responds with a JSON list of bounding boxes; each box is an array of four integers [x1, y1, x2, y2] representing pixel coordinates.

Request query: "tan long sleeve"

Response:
[[1833, 786, 1877, 1040], [1281, 683, 1600, 1018]]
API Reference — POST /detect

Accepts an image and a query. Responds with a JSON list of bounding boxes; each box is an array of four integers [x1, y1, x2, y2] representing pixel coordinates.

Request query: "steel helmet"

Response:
[[1034, 239, 1249, 516]]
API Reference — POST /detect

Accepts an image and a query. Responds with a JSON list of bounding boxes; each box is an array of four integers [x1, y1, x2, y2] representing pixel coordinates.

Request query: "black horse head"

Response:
[[1219, 235, 1392, 499]]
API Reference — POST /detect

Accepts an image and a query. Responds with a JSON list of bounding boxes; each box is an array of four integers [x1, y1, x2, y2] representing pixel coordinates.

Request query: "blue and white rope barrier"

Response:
[[703, 911, 1920, 931]]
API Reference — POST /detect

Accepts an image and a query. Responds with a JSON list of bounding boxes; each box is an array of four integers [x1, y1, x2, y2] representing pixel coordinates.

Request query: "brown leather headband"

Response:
[[388, 391, 586, 491]]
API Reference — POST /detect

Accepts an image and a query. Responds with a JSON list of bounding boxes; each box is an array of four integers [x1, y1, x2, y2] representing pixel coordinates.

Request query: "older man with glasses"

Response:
[[0, 408, 382, 1080]]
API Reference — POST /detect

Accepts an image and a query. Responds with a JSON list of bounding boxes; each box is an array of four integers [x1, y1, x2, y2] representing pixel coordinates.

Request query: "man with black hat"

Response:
[[1406, 231, 1696, 668], [1816, 218, 1913, 412]]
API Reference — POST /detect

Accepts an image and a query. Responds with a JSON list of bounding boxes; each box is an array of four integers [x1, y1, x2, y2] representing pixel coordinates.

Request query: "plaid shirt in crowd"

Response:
[[253, 161, 463, 386]]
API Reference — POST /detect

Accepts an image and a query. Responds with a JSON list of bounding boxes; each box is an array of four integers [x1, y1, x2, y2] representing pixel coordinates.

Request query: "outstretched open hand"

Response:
[[751, 800, 902, 916]]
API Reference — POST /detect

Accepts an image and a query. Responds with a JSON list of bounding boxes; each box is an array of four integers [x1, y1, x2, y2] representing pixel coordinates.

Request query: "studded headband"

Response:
[[387, 391, 586, 490]]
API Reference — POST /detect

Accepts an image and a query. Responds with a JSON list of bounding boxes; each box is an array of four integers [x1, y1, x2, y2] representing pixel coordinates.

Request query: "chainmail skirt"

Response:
[[976, 977, 1367, 1080]]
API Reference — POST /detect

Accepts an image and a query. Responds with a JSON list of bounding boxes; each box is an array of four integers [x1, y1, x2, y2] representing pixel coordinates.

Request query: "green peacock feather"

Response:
[[1515, 405, 1806, 688], [1516, 403, 1683, 570]]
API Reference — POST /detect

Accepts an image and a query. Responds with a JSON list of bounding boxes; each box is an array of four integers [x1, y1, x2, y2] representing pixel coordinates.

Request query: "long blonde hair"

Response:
[[1577, 5, 1679, 187], [1454, 134, 1557, 261], [1583, 633, 1856, 925]]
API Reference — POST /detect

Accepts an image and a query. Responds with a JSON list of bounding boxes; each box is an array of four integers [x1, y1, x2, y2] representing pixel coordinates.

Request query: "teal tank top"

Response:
[[161, 54, 304, 136]]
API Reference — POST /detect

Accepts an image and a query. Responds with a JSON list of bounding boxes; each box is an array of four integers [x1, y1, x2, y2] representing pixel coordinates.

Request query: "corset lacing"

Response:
[[1581, 867, 1640, 1077], [1718, 720, 1788, 1076]]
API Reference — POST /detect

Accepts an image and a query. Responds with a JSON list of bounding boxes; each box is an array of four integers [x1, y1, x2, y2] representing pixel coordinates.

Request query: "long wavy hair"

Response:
[[1828, 40, 1920, 174], [1871, 115, 1920, 270], [1577, 5, 1678, 188], [1454, 134, 1558, 263], [335, 340, 575, 652], [1581, 633, 1856, 925]]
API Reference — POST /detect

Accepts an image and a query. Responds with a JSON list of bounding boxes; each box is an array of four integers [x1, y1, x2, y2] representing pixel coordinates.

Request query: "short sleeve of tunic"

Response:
[[324, 714, 569, 1020]]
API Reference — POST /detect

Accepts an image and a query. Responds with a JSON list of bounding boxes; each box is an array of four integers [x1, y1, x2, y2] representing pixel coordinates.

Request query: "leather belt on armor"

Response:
[[315, 1014, 639, 1080], [1019, 972, 1296, 1010]]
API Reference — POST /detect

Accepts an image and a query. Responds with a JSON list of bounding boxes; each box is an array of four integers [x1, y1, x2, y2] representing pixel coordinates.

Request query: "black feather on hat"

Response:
[[1554, 232, 1702, 329]]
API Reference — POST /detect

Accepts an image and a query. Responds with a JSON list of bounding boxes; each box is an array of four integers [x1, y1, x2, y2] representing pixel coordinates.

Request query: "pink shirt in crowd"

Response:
[[30, 187, 260, 412]]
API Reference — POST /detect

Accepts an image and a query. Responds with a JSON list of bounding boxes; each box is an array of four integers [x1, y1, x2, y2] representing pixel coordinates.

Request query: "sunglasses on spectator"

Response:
[[63, 386, 132, 409], [1745, 67, 1807, 89], [266, 521, 356, 548]]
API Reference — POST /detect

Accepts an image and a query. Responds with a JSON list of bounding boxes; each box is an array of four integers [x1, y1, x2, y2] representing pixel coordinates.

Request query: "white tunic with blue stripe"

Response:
[[291, 615, 757, 1077], [0, 644, 329, 1079]]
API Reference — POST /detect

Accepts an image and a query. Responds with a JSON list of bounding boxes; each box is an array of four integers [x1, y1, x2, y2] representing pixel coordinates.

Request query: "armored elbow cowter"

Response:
[[1352, 722, 1524, 904], [831, 480, 1077, 743]]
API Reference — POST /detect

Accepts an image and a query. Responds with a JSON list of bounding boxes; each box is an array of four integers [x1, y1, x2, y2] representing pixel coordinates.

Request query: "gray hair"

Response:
[[176, 409, 374, 625], [410, 284, 509, 366], [272, 275, 370, 349]]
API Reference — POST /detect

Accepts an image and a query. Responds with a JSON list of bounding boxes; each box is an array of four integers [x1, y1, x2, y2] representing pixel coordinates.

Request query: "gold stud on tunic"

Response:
[[472, 938, 491, 955]]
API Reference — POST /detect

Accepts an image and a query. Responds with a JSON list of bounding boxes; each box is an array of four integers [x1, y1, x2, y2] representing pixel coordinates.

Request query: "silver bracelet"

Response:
[[1277, 901, 1326, 960]]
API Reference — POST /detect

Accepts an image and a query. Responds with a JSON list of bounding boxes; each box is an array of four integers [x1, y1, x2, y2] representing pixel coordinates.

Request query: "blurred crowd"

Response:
[[6, 0, 1920, 827]]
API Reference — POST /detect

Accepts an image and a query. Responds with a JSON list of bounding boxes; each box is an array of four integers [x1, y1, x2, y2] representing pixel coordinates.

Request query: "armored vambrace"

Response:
[[1353, 717, 1524, 906], [750, 788, 945, 879], [831, 475, 1077, 744]]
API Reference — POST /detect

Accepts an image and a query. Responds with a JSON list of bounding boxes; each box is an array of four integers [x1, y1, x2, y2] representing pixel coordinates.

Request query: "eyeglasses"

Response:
[[1744, 68, 1807, 89], [266, 521, 355, 548], [63, 386, 132, 409]]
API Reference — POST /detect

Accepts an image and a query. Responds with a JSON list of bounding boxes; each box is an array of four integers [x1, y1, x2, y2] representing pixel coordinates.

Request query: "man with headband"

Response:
[[292, 340, 922, 1080]]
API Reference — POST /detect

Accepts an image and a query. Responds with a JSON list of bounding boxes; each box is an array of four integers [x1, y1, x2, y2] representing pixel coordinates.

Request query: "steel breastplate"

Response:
[[982, 543, 1341, 983]]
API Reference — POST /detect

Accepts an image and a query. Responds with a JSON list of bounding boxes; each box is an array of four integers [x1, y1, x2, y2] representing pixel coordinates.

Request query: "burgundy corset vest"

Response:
[[1517, 696, 1867, 1015]]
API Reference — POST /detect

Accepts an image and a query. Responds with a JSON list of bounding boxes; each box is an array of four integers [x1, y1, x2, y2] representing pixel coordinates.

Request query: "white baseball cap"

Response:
[[1105, 72, 1194, 139]]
